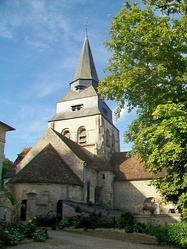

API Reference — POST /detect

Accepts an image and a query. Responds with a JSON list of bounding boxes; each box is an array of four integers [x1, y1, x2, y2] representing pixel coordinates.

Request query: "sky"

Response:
[[0, 0, 136, 162]]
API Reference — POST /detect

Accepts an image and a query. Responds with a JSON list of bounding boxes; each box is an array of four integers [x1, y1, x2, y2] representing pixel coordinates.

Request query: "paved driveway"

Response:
[[11, 230, 167, 249]]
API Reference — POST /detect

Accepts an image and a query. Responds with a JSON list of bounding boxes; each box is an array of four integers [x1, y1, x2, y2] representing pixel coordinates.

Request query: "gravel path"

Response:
[[8, 229, 179, 249]]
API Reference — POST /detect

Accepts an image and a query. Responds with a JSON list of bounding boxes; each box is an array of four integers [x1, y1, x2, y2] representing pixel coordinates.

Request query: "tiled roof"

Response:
[[3, 147, 32, 179], [11, 143, 83, 185], [111, 152, 166, 180], [92, 154, 114, 171]]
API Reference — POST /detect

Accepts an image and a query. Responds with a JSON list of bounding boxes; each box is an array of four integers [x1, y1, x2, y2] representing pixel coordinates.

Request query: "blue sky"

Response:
[[0, 0, 136, 162]]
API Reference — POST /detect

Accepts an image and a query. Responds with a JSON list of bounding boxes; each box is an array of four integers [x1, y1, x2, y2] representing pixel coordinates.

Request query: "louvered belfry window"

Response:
[[62, 129, 70, 139], [78, 127, 86, 144]]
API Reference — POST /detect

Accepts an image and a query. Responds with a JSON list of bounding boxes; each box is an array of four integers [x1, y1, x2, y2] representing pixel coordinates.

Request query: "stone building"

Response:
[[0, 121, 15, 221], [6, 35, 173, 222]]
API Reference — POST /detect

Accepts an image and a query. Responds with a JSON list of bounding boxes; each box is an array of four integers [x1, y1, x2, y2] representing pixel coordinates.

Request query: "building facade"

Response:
[[5, 36, 174, 222]]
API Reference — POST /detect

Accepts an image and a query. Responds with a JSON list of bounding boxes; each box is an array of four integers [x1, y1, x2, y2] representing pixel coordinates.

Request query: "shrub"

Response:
[[97, 216, 115, 228], [152, 226, 169, 246], [144, 222, 159, 236], [58, 216, 74, 229], [73, 213, 99, 230], [168, 221, 187, 248], [0, 221, 48, 246], [117, 212, 134, 230], [134, 222, 147, 233], [124, 225, 134, 233], [32, 228, 48, 242], [0, 225, 24, 246]]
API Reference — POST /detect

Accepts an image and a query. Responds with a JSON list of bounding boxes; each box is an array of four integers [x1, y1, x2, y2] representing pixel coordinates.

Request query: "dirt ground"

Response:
[[63, 228, 179, 248]]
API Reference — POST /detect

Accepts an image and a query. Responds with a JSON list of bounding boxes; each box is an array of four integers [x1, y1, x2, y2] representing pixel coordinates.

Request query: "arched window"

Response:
[[78, 127, 86, 144], [106, 129, 110, 146], [62, 129, 70, 139]]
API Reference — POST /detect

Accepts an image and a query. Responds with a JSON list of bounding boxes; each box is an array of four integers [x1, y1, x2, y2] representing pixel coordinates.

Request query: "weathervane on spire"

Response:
[[85, 17, 89, 37]]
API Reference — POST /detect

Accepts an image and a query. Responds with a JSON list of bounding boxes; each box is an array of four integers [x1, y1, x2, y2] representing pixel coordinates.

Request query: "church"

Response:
[[4, 35, 173, 222]]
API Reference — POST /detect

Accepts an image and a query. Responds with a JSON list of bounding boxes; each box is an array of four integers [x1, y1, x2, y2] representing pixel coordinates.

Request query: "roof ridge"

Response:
[[11, 143, 83, 185]]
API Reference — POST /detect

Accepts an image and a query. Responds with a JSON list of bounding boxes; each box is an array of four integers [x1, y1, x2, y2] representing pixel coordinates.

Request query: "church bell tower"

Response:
[[48, 35, 120, 160]]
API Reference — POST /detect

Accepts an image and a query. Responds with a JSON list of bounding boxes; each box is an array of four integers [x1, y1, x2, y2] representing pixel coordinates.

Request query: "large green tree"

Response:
[[99, 1, 187, 211]]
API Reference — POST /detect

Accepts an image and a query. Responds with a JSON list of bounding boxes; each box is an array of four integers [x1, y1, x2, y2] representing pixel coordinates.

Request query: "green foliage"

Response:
[[152, 226, 169, 246], [2, 157, 13, 176], [0, 229, 20, 246], [73, 213, 99, 230], [32, 228, 48, 242], [143, 0, 187, 15], [99, 0, 187, 212], [59, 214, 115, 230], [0, 220, 48, 246], [124, 225, 134, 233], [133, 222, 147, 233], [58, 216, 74, 229], [96, 216, 115, 228], [168, 221, 187, 248], [116, 212, 134, 230]]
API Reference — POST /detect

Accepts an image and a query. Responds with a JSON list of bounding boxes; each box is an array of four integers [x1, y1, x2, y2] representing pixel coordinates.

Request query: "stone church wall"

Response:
[[114, 180, 171, 214], [84, 166, 98, 203], [15, 129, 85, 182], [11, 183, 82, 220], [98, 171, 114, 208]]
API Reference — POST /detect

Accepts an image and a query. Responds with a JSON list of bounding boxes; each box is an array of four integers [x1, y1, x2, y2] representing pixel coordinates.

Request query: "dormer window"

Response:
[[103, 108, 108, 116], [71, 104, 83, 111], [75, 85, 86, 92]]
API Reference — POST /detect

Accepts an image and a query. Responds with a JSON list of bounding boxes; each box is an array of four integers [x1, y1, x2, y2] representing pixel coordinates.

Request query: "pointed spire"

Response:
[[72, 35, 99, 83]]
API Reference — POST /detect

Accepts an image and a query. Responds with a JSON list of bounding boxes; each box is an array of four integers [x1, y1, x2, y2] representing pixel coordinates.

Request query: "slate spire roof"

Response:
[[72, 35, 99, 83]]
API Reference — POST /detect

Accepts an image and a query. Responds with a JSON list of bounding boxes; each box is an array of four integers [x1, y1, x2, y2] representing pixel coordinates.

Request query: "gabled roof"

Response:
[[111, 152, 166, 180], [0, 121, 15, 131], [11, 143, 83, 185], [92, 154, 114, 171], [4, 147, 31, 179], [72, 35, 99, 83], [53, 129, 114, 172], [52, 129, 92, 163]]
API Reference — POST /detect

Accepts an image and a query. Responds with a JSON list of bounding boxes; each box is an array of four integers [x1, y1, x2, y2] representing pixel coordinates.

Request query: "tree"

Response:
[[2, 157, 13, 176], [98, 1, 187, 212]]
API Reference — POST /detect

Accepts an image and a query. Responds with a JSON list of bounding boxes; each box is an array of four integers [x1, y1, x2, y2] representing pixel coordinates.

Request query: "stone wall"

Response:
[[134, 214, 181, 227], [10, 183, 82, 221], [114, 180, 171, 214]]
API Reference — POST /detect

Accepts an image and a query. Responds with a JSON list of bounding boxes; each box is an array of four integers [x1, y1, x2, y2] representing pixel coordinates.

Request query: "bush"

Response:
[[58, 216, 74, 229], [32, 228, 48, 242], [124, 225, 134, 233], [97, 216, 115, 228], [73, 213, 99, 230], [0, 221, 48, 246], [134, 222, 147, 233], [168, 221, 187, 248], [117, 212, 134, 230], [0, 224, 25, 246], [152, 226, 169, 246]]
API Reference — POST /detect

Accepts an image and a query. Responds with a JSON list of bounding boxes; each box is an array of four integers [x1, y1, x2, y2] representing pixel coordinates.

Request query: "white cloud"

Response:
[[0, 24, 13, 39]]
